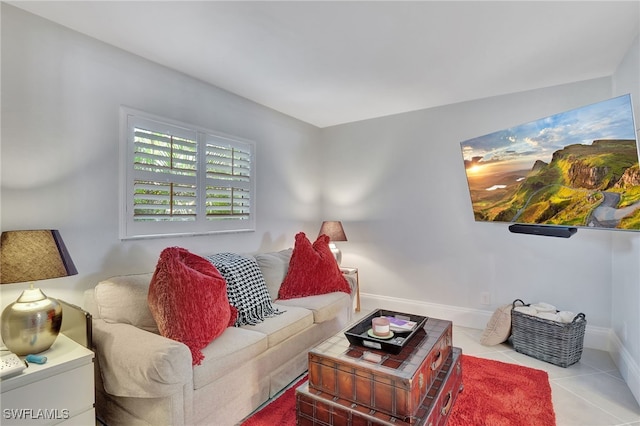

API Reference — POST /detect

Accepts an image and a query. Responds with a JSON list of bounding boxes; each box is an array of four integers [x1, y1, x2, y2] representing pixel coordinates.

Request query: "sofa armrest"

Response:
[[92, 319, 192, 398]]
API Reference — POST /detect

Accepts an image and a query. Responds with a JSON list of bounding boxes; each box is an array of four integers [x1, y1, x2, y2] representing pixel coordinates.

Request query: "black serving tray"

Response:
[[344, 309, 428, 354]]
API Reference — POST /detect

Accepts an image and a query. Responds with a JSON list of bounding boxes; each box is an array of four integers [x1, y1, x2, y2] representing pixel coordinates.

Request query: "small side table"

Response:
[[0, 334, 95, 425], [340, 267, 360, 312]]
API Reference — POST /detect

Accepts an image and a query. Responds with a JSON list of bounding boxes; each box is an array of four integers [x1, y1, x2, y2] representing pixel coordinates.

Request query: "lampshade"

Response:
[[1, 230, 77, 355], [318, 221, 347, 265], [318, 221, 347, 242]]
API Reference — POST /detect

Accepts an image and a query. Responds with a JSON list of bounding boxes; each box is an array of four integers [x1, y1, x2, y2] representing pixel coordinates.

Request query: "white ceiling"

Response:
[[8, 1, 640, 128]]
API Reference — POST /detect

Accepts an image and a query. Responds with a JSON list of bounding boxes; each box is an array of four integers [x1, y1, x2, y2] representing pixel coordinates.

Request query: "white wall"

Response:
[[320, 36, 640, 403], [0, 4, 322, 308], [1, 4, 638, 388], [611, 34, 640, 402], [321, 79, 622, 327]]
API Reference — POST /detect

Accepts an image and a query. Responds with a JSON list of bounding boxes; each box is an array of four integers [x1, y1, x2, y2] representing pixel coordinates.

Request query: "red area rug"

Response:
[[241, 354, 556, 426]]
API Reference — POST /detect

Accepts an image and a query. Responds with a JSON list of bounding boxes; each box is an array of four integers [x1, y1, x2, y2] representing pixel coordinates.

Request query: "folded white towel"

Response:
[[558, 311, 576, 323], [532, 302, 557, 312], [537, 312, 561, 322], [514, 306, 538, 315]]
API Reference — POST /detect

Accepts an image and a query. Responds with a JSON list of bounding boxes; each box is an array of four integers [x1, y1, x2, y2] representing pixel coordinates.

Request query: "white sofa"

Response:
[[83, 249, 354, 426]]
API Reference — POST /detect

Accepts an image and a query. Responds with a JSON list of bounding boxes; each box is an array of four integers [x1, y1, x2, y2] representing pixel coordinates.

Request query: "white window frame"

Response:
[[120, 107, 256, 240]]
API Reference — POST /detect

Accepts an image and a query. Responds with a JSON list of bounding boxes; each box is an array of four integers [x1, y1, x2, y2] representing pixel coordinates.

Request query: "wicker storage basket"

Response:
[[511, 299, 586, 367]]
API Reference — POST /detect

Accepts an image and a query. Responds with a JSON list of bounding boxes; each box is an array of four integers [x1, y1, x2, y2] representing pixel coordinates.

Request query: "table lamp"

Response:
[[318, 221, 347, 265], [0, 230, 77, 355]]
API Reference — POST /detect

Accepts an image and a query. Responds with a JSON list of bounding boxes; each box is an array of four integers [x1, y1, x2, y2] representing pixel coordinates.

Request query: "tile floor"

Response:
[[453, 325, 640, 426]]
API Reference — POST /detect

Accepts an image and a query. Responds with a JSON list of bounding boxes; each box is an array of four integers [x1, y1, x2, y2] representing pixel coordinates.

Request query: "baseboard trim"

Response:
[[608, 330, 640, 405], [360, 293, 492, 330], [360, 293, 610, 350], [359, 292, 639, 406]]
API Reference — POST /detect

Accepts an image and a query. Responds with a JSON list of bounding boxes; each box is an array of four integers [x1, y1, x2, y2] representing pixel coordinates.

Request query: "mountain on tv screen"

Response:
[[460, 94, 640, 231]]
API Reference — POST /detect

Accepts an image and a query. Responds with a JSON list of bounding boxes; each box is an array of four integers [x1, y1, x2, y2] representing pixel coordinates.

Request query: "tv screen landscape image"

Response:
[[460, 94, 640, 231]]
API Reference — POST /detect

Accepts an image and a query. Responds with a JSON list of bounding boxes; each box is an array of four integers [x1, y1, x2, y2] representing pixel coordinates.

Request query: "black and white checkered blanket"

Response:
[[206, 252, 282, 326]]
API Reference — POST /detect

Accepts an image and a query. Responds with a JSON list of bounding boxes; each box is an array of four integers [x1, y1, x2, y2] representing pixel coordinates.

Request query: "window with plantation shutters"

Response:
[[120, 108, 255, 239]]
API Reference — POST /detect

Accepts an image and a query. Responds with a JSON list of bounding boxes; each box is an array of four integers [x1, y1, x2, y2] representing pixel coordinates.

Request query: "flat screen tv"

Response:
[[460, 94, 640, 232]]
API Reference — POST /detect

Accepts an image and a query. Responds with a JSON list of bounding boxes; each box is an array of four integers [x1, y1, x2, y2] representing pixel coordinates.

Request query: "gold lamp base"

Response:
[[1, 286, 62, 355]]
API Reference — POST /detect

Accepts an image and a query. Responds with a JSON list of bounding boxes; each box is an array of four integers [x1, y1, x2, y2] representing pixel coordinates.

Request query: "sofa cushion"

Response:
[[278, 232, 351, 299], [206, 252, 281, 326], [253, 249, 293, 300], [241, 305, 313, 348], [148, 247, 234, 365], [193, 327, 268, 390], [276, 292, 350, 324], [94, 273, 159, 334]]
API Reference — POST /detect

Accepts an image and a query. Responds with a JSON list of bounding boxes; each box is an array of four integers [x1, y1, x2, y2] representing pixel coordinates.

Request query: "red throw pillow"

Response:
[[148, 247, 235, 365], [278, 232, 351, 300]]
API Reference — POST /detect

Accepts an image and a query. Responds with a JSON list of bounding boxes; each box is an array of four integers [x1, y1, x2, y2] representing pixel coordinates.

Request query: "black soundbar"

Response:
[[508, 224, 577, 238]]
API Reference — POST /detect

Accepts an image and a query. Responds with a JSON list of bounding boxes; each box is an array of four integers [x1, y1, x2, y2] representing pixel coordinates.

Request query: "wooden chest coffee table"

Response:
[[306, 315, 453, 422], [298, 347, 463, 426]]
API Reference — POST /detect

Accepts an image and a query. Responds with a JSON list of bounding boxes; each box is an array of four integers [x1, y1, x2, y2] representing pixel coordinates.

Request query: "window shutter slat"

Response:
[[132, 124, 198, 224], [133, 180, 197, 221], [204, 137, 253, 222]]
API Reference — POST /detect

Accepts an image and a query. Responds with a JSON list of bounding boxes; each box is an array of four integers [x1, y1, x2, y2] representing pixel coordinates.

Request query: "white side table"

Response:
[[340, 267, 360, 312], [0, 334, 95, 425]]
